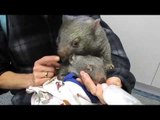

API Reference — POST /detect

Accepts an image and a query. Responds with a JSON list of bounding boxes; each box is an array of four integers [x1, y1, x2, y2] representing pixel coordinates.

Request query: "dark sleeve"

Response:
[[0, 24, 11, 94], [89, 15, 136, 93], [0, 24, 11, 75]]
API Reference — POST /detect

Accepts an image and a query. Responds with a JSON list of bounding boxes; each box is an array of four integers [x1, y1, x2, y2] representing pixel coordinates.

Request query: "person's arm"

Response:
[[0, 56, 60, 89], [0, 71, 34, 89], [0, 24, 33, 89], [89, 15, 136, 93]]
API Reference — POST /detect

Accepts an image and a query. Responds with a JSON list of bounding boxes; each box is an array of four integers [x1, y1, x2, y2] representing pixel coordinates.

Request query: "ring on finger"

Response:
[[44, 71, 49, 78]]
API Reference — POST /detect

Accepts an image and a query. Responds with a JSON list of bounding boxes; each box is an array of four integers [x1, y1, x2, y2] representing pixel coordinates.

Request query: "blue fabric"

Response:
[[0, 15, 7, 35], [64, 72, 99, 103]]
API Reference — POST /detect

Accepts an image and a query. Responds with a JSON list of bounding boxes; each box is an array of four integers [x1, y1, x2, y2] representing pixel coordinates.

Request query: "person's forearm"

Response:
[[0, 71, 33, 89]]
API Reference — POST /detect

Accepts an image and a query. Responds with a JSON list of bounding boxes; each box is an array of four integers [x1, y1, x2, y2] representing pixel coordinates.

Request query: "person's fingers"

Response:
[[32, 55, 61, 86], [35, 56, 61, 67], [33, 64, 56, 73], [33, 77, 50, 86], [34, 71, 54, 79], [80, 71, 97, 96], [96, 84, 103, 97], [76, 78, 82, 83], [96, 84, 106, 104]]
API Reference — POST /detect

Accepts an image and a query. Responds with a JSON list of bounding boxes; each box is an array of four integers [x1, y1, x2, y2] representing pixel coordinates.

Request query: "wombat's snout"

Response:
[[94, 72, 106, 84], [99, 78, 106, 84], [58, 50, 66, 58], [58, 47, 71, 59], [57, 51, 68, 62], [93, 77, 106, 85]]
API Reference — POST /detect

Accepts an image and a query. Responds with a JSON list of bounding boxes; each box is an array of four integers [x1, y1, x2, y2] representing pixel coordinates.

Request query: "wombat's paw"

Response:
[[57, 75, 65, 81], [105, 64, 115, 70]]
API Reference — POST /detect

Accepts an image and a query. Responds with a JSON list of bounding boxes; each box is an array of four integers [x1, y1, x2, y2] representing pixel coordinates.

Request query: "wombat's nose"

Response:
[[58, 58, 63, 64], [58, 51, 65, 58]]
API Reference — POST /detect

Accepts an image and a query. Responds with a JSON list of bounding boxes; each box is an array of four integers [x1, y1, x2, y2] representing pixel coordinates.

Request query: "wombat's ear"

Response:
[[69, 54, 76, 64], [93, 19, 101, 30], [62, 15, 76, 23]]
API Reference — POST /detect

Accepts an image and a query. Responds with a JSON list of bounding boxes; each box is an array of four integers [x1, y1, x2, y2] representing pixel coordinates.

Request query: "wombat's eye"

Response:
[[71, 37, 80, 48], [86, 64, 93, 72]]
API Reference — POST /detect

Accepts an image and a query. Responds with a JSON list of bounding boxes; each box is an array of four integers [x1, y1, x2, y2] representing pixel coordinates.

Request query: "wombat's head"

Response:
[[69, 55, 107, 84], [57, 15, 101, 62]]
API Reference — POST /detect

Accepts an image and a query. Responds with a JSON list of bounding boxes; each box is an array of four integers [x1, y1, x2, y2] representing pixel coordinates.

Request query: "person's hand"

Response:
[[32, 55, 61, 86], [78, 71, 106, 104], [79, 71, 122, 104]]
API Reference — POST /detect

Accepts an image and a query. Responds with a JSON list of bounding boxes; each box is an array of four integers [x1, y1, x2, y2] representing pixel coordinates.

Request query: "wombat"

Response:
[[57, 55, 107, 84], [56, 15, 114, 70]]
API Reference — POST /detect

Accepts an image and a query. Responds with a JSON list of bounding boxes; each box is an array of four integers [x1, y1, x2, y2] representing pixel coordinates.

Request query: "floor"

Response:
[[132, 89, 160, 105], [0, 91, 13, 105]]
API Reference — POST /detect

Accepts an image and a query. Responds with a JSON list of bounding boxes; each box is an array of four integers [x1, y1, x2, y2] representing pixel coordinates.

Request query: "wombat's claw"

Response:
[[106, 64, 114, 70], [109, 64, 114, 69]]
